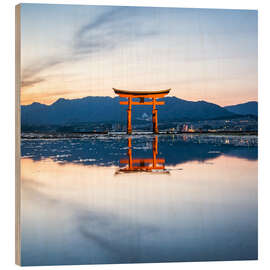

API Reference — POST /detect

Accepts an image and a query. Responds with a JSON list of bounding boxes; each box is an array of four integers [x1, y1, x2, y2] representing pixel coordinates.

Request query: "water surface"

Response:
[[20, 135, 258, 265]]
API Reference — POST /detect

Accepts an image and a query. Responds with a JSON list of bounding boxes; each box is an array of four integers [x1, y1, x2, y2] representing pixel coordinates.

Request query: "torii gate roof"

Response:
[[113, 88, 171, 98]]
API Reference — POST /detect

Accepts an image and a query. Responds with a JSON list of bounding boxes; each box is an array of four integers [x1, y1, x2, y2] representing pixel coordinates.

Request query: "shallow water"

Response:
[[20, 135, 257, 266]]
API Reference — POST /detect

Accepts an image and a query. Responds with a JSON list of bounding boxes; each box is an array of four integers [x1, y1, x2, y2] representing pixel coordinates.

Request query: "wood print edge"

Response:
[[15, 4, 21, 266]]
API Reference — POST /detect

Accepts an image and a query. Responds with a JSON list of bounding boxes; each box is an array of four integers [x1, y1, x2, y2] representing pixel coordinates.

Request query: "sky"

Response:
[[20, 4, 258, 106]]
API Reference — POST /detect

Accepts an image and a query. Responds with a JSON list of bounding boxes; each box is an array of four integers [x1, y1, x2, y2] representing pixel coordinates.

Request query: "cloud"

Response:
[[21, 78, 45, 88], [77, 209, 159, 260], [73, 7, 158, 55], [22, 58, 65, 80], [21, 57, 69, 90], [21, 6, 159, 91]]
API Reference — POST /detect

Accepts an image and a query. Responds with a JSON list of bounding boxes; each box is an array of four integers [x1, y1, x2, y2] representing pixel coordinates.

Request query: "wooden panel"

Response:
[[15, 4, 21, 266]]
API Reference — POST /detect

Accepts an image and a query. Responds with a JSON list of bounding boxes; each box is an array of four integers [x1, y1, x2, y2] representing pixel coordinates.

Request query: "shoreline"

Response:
[[21, 131, 258, 140]]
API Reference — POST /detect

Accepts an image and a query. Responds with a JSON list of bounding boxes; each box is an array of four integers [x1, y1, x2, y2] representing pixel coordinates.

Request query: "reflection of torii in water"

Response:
[[115, 136, 169, 174]]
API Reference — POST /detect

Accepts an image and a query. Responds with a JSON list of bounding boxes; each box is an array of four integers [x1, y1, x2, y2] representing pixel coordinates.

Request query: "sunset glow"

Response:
[[20, 4, 257, 106]]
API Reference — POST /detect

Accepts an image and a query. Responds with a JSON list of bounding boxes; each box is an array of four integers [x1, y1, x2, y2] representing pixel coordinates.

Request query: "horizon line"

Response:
[[21, 95, 258, 108]]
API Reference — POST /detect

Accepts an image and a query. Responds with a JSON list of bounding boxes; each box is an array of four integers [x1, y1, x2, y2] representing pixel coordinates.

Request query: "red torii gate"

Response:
[[113, 88, 171, 134]]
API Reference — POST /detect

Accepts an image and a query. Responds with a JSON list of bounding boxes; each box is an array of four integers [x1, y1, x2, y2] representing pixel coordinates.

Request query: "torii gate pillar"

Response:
[[152, 98, 158, 134], [127, 97, 132, 134]]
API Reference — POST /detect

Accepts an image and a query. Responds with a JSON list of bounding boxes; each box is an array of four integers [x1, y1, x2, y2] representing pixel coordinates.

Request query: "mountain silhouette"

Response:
[[225, 101, 258, 116], [21, 96, 238, 126]]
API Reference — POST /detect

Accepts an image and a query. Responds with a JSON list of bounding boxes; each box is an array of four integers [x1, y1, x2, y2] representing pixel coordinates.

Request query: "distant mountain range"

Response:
[[21, 96, 258, 126], [225, 101, 258, 116]]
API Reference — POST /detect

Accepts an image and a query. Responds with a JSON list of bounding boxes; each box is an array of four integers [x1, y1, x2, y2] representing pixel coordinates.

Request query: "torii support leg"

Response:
[[152, 98, 158, 134], [127, 97, 132, 134]]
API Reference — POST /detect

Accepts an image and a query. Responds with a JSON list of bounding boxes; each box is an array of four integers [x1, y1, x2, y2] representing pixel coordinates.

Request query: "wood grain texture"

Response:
[[15, 4, 21, 266]]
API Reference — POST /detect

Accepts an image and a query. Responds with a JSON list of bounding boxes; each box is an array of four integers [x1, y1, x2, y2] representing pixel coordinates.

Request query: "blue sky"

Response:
[[20, 4, 258, 106]]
